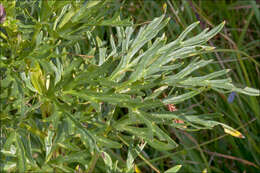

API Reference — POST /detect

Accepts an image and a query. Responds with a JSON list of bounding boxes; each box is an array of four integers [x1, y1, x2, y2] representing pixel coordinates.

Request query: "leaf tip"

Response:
[[224, 128, 245, 139]]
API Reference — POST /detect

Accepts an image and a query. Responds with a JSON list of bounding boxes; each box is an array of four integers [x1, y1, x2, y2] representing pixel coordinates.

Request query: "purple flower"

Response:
[[228, 92, 236, 103], [0, 4, 6, 24]]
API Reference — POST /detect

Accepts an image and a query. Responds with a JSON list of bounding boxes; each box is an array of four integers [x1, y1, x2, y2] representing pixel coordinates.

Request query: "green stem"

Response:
[[117, 134, 161, 173], [87, 152, 100, 173]]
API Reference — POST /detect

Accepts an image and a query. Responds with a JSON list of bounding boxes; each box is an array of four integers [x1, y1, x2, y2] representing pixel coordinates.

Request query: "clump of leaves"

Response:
[[0, 1, 259, 173]]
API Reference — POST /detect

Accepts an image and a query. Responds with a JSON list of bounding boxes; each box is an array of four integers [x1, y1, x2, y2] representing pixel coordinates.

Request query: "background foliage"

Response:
[[0, 0, 259, 173]]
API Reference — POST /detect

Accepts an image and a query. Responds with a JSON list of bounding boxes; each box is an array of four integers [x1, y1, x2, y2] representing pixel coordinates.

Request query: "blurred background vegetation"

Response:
[[116, 0, 259, 172]]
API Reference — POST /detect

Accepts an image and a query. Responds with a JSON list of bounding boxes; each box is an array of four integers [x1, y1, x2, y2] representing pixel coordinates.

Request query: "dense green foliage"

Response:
[[121, 0, 260, 172], [0, 0, 259, 172]]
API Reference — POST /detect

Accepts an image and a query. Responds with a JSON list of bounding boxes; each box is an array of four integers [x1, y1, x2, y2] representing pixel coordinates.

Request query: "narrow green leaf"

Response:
[[251, 0, 260, 25], [40, 0, 51, 21], [180, 69, 230, 85], [18, 130, 35, 165], [110, 15, 169, 80], [128, 37, 166, 83], [15, 132, 26, 172], [165, 165, 182, 173], [58, 7, 76, 29], [36, 30, 43, 47], [163, 88, 205, 104], [126, 142, 146, 172], [101, 151, 113, 170], [177, 21, 200, 42], [145, 85, 168, 100], [233, 87, 260, 96], [20, 72, 37, 92], [53, 4, 70, 30], [45, 130, 55, 163], [65, 112, 97, 152], [71, 1, 101, 23], [163, 58, 213, 83], [204, 21, 225, 40], [4, 131, 16, 150], [95, 136, 122, 149]]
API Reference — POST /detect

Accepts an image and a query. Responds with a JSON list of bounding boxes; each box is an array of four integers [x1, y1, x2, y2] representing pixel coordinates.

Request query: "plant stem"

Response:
[[87, 152, 100, 173], [117, 134, 161, 173]]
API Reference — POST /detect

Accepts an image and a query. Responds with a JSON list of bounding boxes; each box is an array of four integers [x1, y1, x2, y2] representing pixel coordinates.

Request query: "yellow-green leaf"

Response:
[[224, 127, 245, 138]]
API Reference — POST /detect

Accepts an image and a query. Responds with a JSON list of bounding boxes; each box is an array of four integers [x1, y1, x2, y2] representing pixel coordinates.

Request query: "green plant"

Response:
[[0, 1, 259, 172], [121, 1, 260, 172]]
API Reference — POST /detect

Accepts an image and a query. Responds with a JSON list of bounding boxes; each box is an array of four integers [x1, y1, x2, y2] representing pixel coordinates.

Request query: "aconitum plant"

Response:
[[0, 1, 259, 173]]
